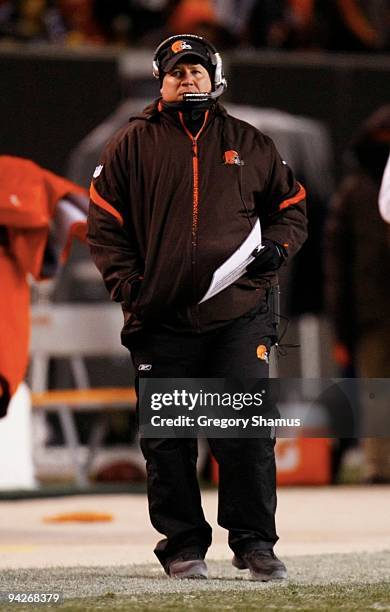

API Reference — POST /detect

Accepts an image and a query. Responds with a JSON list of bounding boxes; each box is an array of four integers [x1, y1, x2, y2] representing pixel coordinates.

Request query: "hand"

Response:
[[247, 239, 285, 276]]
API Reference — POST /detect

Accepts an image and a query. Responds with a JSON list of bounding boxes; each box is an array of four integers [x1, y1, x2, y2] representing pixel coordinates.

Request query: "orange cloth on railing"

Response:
[[0, 156, 86, 278], [0, 156, 87, 417], [0, 249, 30, 417]]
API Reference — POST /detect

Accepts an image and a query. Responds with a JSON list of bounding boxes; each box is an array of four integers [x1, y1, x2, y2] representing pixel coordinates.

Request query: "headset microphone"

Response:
[[182, 83, 227, 103]]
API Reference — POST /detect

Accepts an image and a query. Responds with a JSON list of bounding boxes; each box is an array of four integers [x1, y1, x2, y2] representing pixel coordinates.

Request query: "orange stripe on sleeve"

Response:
[[89, 182, 123, 226], [278, 183, 306, 211]]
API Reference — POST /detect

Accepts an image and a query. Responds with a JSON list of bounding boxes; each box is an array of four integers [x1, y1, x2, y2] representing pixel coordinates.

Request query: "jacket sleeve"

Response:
[[87, 130, 144, 308], [259, 137, 308, 262]]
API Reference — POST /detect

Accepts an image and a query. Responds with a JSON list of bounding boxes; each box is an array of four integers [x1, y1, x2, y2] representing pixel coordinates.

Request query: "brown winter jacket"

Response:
[[87, 100, 307, 342]]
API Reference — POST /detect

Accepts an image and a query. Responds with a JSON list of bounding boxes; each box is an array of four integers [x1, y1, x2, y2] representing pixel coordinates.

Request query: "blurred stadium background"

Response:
[[0, 2, 389, 607]]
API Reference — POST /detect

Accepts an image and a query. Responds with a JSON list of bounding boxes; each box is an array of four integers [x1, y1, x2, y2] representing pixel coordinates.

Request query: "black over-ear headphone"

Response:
[[152, 34, 227, 102]]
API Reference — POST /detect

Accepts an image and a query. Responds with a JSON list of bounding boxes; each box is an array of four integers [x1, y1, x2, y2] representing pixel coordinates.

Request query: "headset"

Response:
[[152, 34, 227, 102]]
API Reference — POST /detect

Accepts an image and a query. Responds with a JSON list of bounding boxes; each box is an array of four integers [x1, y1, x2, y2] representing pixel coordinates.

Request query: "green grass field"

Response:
[[1, 553, 389, 611], [39, 584, 390, 611]]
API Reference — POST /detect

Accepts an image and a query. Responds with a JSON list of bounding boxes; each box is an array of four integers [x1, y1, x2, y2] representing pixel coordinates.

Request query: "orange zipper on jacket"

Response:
[[178, 111, 209, 264]]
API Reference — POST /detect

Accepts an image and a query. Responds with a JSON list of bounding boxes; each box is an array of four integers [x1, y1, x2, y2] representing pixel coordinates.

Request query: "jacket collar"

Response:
[[128, 98, 228, 124]]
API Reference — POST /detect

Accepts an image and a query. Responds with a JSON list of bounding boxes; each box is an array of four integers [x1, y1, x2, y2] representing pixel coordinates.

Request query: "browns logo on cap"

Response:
[[171, 40, 193, 53]]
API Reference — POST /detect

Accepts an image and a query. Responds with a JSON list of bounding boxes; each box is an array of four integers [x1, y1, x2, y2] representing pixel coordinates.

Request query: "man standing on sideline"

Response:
[[87, 34, 307, 580]]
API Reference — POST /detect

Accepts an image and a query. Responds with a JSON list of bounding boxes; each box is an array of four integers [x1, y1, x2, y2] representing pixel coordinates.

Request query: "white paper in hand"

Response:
[[199, 219, 263, 304]]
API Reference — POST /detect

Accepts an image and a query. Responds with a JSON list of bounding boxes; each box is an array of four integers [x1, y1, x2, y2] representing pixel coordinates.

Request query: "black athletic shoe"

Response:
[[232, 549, 288, 581], [166, 552, 208, 579]]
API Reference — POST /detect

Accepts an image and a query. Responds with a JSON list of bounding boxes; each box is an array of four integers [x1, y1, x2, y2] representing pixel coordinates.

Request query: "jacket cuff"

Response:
[[121, 276, 143, 309]]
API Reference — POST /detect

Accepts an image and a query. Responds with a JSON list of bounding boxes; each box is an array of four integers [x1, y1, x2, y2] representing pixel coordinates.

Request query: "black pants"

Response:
[[127, 302, 278, 568]]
